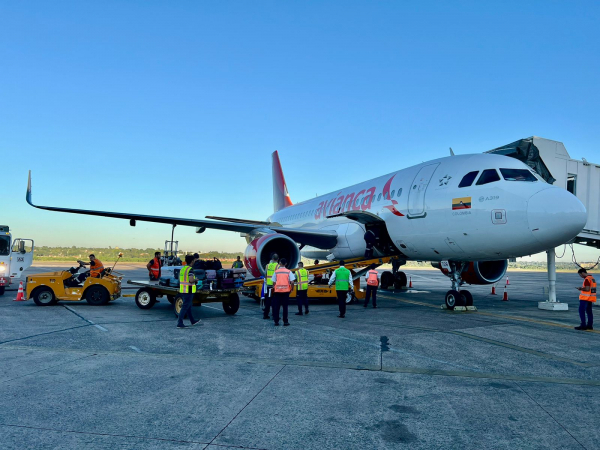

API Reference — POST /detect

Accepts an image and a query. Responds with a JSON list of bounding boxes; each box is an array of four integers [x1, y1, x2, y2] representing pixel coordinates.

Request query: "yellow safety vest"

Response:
[[179, 266, 197, 294], [266, 262, 278, 286], [297, 268, 309, 291]]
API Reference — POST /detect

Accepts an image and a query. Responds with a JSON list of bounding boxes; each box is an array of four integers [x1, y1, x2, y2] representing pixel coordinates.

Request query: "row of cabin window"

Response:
[[282, 188, 405, 222], [458, 168, 537, 188]]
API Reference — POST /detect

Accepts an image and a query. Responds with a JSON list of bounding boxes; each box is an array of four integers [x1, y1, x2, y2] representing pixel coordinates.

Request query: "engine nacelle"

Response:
[[434, 260, 508, 285], [244, 234, 300, 278]]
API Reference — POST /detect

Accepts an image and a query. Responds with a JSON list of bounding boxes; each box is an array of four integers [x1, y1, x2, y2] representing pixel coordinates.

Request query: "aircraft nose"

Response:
[[528, 188, 587, 248]]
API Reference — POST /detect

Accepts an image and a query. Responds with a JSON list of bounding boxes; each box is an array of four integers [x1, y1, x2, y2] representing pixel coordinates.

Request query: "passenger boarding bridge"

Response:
[[489, 137, 600, 310]]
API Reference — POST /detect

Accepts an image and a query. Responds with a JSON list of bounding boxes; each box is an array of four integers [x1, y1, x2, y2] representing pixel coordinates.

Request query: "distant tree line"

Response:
[[33, 246, 244, 262]]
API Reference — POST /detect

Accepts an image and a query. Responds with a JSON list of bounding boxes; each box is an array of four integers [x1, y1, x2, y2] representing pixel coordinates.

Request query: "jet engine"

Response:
[[244, 234, 300, 278], [433, 260, 508, 285]]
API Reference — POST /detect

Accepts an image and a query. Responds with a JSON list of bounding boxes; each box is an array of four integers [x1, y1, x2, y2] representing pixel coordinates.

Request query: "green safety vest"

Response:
[[266, 262, 278, 286], [334, 267, 351, 291], [179, 266, 197, 294], [232, 261, 243, 268], [297, 268, 309, 291]]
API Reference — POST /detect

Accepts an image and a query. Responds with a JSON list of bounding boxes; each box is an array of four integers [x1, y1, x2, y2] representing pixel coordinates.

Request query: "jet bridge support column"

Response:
[[538, 248, 568, 311]]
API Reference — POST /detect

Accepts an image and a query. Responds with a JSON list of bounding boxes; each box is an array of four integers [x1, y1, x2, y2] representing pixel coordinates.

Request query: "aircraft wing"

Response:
[[26, 172, 338, 249]]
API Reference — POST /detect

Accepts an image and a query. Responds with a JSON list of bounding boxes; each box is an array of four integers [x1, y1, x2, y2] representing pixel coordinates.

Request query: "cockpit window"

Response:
[[476, 169, 501, 186], [0, 236, 9, 256], [500, 168, 537, 182], [458, 171, 479, 188]]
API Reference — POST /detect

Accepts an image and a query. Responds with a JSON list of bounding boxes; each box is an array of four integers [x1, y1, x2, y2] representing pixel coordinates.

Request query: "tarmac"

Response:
[[1, 264, 599, 449]]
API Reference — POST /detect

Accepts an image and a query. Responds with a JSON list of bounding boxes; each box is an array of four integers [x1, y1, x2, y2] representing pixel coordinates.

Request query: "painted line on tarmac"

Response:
[[4, 344, 600, 387], [446, 330, 593, 367], [381, 294, 600, 335], [63, 305, 108, 332]]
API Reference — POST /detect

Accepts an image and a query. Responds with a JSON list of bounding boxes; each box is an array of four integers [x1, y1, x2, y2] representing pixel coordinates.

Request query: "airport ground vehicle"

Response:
[[0, 225, 34, 296], [127, 281, 240, 316], [25, 254, 123, 306], [242, 256, 400, 304]]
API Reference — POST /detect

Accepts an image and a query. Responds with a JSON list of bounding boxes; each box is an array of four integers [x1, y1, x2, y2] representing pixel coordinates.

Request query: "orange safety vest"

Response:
[[367, 270, 379, 287], [90, 259, 104, 278], [274, 268, 292, 293], [579, 275, 597, 302], [150, 257, 161, 278]]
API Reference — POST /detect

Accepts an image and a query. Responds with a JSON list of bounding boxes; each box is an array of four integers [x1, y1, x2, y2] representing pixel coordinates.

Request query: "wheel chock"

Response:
[[440, 304, 476, 311]]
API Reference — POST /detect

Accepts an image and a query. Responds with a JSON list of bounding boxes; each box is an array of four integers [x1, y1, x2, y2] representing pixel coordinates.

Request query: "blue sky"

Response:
[[1, 1, 599, 261]]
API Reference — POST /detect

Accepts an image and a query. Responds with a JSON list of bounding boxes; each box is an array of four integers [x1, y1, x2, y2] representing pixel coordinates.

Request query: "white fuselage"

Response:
[[268, 154, 587, 262]]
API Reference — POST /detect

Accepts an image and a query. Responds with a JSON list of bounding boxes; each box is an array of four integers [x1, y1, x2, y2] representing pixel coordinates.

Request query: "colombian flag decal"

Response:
[[452, 197, 471, 210]]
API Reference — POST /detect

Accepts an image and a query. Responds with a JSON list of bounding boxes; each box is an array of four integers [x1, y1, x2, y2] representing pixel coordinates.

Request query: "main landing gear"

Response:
[[444, 262, 473, 310]]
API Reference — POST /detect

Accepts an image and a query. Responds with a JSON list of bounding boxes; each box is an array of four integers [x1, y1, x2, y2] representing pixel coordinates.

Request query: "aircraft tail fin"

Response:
[[272, 151, 293, 212]]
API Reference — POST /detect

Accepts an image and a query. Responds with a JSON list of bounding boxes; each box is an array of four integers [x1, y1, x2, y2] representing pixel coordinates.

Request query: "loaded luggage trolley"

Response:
[[127, 267, 246, 317]]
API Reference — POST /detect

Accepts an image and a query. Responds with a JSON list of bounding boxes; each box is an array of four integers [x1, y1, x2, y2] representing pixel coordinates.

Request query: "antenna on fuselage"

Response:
[[449, 147, 455, 156]]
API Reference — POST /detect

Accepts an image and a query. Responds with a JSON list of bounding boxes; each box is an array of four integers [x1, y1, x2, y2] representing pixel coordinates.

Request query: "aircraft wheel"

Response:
[[85, 285, 110, 306], [395, 271, 407, 288], [445, 290, 464, 310], [33, 287, 57, 306], [0, 286, 5, 296], [380, 271, 394, 289], [461, 290, 473, 307], [135, 288, 156, 309], [223, 293, 240, 315]]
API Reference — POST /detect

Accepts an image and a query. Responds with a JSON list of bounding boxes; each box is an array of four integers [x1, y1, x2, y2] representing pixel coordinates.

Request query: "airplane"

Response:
[[26, 150, 587, 309]]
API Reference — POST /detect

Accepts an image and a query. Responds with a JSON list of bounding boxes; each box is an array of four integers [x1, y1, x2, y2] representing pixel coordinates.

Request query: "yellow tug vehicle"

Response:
[[25, 254, 123, 306]]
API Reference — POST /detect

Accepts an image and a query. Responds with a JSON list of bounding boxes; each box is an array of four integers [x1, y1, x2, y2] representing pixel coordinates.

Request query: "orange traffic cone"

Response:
[[506, 277, 510, 285], [502, 286, 508, 301], [491, 284, 496, 295], [14, 282, 25, 301], [408, 276, 413, 288]]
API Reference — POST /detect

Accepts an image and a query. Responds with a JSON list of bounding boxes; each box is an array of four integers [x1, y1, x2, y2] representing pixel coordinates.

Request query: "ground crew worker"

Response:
[[364, 264, 379, 308], [272, 258, 295, 326], [232, 256, 244, 269], [79, 254, 104, 278], [147, 251, 162, 280], [329, 260, 353, 318], [364, 230, 377, 258], [177, 254, 202, 329], [313, 259, 324, 285], [263, 253, 279, 319], [295, 261, 309, 315], [575, 268, 596, 331]]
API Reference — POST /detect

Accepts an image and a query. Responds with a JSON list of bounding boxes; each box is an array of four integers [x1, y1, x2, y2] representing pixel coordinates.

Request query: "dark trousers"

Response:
[[177, 292, 195, 326], [365, 285, 377, 307], [272, 292, 289, 324], [297, 290, 309, 312], [364, 246, 374, 258], [337, 290, 348, 317], [263, 287, 272, 318], [579, 300, 593, 327]]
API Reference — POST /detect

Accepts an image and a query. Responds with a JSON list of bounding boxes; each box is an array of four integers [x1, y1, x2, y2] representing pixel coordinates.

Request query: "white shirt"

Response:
[[271, 268, 296, 284]]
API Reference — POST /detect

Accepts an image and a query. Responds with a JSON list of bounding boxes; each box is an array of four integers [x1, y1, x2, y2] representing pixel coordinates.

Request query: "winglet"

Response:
[[26, 170, 33, 206], [272, 151, 293, 212], [449, 147, 455, 156]]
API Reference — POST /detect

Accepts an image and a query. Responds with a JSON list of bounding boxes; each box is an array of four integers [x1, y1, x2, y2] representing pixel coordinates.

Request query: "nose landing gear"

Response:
[[444, 261, 473, 310]]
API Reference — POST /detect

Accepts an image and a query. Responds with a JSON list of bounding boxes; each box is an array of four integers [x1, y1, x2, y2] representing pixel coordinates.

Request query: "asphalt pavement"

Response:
[[1, 264, 599, 449]]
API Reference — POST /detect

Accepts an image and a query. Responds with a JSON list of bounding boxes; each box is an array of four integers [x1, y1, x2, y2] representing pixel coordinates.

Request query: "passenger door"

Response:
[[407, 163, 440, 218]]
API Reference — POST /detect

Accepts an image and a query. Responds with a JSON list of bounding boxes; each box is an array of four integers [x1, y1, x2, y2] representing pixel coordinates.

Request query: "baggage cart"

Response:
[[126, 280, 240, 316]]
